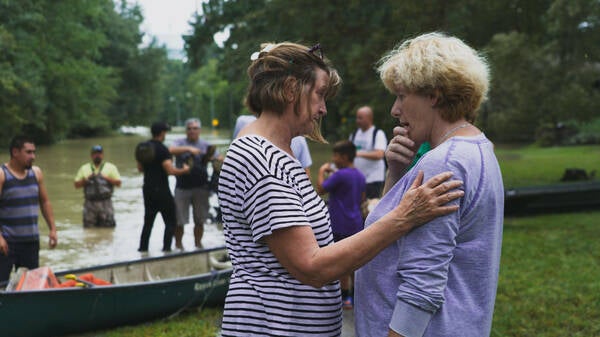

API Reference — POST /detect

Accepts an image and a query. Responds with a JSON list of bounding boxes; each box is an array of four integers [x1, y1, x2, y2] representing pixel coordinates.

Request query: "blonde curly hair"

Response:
[[378, 32, 490, 123]]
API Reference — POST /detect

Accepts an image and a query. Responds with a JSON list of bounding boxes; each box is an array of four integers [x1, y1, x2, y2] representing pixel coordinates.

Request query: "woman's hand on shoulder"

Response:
[[390, 171, 463, 232]]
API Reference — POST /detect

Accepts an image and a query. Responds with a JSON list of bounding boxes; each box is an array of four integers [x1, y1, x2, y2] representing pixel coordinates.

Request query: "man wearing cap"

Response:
[[74, 145, 121, 228], [169, 118, 222, 249], [137, 122, 190, 252]]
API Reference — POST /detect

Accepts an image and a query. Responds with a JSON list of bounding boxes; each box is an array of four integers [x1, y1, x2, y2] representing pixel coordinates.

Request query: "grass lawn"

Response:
[[75, 143, 600, 337], [494, 211, 600, 336]]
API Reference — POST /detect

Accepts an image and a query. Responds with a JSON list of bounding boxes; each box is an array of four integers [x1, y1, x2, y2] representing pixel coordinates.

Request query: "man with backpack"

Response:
[[136, 122, 190, 252], [349, 106, 388, 199], [74, 145, 121, 227]]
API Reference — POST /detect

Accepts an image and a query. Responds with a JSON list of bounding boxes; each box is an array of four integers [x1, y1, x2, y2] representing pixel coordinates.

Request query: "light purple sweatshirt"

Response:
[[355, 134, 504, 337]]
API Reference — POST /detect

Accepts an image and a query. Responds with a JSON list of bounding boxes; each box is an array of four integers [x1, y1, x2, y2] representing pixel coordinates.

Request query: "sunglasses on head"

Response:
[[307, 43, 323, 60]]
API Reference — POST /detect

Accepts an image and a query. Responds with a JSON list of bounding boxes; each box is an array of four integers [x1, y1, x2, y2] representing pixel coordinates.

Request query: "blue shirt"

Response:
[[355, 134, 504, 337]]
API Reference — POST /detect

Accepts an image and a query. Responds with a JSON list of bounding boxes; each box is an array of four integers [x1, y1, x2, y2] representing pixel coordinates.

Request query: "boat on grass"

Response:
[[0, 246, 232, 337], [504, 181, 600, 216]]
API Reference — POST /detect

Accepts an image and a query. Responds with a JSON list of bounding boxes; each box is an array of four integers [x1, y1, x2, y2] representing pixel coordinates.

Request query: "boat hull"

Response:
[[0, 247, 231, 337], [505, 181, 600, 215]]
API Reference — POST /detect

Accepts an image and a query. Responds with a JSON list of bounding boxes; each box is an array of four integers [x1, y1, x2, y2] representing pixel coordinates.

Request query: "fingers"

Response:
[[386, 128, 415, 169], [422, 171, 464, 206], [423, 171, 455, 188], [392, 126, 408, 137], [408, 170, 424, 190]]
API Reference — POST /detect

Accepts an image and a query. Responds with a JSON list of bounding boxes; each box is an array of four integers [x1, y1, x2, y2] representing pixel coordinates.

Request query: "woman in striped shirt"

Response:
[[217, 42, 464, 336]]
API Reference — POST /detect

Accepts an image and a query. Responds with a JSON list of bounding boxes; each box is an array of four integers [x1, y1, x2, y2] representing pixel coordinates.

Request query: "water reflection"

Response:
[[0, 129, 231, 271]]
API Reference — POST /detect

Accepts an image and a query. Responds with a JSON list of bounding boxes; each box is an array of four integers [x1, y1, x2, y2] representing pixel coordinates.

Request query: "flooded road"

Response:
[[0, 129, 231, 271]]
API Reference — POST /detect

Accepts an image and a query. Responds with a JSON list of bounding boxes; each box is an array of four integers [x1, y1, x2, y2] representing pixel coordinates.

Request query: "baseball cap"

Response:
[[91, 145, 103, 153], [151, 122, 171, 135]]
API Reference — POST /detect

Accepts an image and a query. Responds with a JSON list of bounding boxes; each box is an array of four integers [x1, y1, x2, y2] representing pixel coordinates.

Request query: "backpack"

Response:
[[135, 141, 155, 165]]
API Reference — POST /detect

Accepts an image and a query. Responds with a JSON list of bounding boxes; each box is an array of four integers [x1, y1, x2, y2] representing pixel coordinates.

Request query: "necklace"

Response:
[[439, 122, 469, 144]]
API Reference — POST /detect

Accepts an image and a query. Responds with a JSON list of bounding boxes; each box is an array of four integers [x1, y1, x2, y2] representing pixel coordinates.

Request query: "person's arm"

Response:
[[74, 179, 87, 188], [102, 175, 121, 187], [357, 129, 387, 160], [162, 159, 190, 176], [33, 167, 57, 249], [0, 169, 7, 255], [383, 126, 417, 195], [169, 145, 201, 156], [387, 161, 466, 337], [264, 170, 463, 288], [316, 163, 334, 195], [73, 165, 89, 189], [356, 148, 385, 160]]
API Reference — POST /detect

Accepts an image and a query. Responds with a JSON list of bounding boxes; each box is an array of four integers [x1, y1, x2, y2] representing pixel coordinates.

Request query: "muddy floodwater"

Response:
[[0, 129, 231, 271]]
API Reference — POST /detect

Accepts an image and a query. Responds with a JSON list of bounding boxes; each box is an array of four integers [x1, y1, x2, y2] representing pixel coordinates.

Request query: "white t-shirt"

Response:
[[350, 126, 387, 183]]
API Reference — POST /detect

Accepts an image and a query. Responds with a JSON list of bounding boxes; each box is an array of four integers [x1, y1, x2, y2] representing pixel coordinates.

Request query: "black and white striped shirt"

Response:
[[218, 136, 342, 336]]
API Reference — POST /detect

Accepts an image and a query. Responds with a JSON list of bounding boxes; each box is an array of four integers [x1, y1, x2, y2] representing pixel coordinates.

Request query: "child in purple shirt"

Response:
[[317, 140, 366, 309]]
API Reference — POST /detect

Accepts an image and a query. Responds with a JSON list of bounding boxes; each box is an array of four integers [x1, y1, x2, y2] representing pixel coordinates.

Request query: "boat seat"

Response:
[[143, 265, 154, 282], [110, 270, 119, 285]]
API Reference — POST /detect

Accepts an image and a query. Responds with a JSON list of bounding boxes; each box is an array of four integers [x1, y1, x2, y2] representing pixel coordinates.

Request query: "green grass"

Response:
[[494, 212, 600, 336], [495, 144, 600, 187], [78, 143, 600, 337], [70, 307, 222, 337]]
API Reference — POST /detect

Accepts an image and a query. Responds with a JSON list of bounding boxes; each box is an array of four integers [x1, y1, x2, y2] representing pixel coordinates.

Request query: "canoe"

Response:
[[504, 181, 600, 216], [0, 246, 232, 337]]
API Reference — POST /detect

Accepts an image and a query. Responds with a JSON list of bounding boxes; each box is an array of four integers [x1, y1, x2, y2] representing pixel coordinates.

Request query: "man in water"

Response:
[[0, 135, 58, 283], [137, 122, 190, 252], [170, 118, 222, 249], [74, 145, 121, 227]]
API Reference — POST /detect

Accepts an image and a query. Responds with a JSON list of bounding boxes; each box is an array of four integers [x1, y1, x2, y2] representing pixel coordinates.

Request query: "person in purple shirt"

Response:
[[354, 32, 504, 337], [316, 140, 366, 310]]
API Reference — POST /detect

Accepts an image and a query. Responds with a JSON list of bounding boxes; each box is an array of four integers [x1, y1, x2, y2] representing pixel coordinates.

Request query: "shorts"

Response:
[[0, 241, 39, 283], [174, 187, 210, 227], [83, 199, 115, 228]]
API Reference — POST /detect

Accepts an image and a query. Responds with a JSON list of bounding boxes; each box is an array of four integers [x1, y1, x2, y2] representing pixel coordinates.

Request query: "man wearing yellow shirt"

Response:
[[74, 145, 121, 227]]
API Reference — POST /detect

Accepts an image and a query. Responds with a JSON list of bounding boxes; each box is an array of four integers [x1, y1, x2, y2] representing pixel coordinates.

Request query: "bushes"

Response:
[[535, 118, 600, 147]]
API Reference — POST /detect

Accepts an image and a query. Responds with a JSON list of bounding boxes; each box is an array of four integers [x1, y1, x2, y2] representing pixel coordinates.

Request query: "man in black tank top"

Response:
[[0, 135, 58, 283]]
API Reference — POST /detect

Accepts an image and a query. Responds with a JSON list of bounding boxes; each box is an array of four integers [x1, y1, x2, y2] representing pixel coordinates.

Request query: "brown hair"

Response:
[[245, 42, 342, 142], [332, 140, 357, 162]]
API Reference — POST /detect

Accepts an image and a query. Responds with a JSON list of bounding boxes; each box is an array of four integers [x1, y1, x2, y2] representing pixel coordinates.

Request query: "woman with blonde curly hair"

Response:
[[217, 41, 464, 336], [354, 32, 504, 337]]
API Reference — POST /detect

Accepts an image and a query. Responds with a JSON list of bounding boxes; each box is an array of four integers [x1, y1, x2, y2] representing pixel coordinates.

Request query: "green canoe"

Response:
[[0, 246, 232, 337]]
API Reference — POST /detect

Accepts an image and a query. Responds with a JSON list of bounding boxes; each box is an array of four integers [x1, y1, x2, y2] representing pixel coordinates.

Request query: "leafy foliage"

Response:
[[185, 0, 600, 144], [0, 0, 168, 144]]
